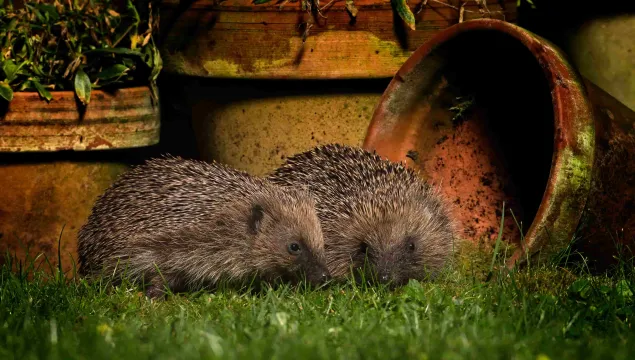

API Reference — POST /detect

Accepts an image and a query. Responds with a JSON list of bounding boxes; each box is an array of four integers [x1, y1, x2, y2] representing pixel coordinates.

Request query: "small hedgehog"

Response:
[[268, 144, 455, 286], [78, 155, 330, 298]]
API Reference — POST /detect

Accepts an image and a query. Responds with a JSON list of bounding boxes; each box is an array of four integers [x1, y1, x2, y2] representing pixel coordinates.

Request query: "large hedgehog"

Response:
[[78, 155, 330, 298], [268, 144, 455, 285]]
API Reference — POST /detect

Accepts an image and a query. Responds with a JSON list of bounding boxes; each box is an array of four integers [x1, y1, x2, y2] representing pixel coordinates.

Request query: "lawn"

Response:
[[1, 248, 634, 360]]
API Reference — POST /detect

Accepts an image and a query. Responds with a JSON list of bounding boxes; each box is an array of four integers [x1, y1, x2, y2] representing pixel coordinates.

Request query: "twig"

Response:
[[300, 21, 314, 43], [428, 0, 460, 10], [279, 0, 291, 10], [473, 0, 490, 13], [426, 0, 491, 13], [319, 0, 338, 12], [314, 0, 328, 18], [415, 0, 428, 15], [427, 0, 506, 19]]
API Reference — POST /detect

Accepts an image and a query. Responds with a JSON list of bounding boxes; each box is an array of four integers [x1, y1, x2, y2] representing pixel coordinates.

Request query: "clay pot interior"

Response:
[[366, 29, 557, 250]]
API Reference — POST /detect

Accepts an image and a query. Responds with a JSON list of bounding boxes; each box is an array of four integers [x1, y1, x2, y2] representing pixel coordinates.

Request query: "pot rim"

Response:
[[6, 85, 153, 99], [363, 18, 596, 267]]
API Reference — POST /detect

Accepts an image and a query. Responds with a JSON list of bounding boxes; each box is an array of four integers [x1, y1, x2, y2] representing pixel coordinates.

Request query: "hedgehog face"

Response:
[[247, 194, 330, 287], [368, 233, 439, 287], [326, 198, 454, 286]]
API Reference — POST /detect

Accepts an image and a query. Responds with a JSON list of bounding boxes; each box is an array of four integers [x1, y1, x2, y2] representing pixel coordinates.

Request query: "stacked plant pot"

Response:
[[0, 1, 161, 275], [0, 89, 160, 275], [158, 0, 518, 176]]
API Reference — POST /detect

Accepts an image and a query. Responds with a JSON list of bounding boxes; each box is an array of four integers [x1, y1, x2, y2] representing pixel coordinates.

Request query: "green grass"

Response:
[[1, 246, 634, 360]]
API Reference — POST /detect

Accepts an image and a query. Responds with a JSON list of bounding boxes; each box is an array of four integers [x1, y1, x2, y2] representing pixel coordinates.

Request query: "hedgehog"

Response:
[[268, 144, 456, 286], [78, 155, 330, 298]]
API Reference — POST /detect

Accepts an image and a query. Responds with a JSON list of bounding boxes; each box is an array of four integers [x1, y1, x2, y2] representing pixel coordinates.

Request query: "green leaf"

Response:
[[616, 280, 633, 299], [149, 45, 163, 82], [518, 0, 537, 9], [19, 81, 32, 91], [122, 58, 136, 68], [569, 279, 591, 299], [31, 80, 53, 101], [143, 44, 154, 68], [0, 81, 13, 102], [74, 68, 92, 105], [2, 60, 19, 82], [38, 4, 59, 21], [25, 4, 46, 23], [30, 63, 48, 78], [6, 18, 17, 32], [127, 0, 140, 24], [97, 64, 129, 80], [253, 0, 274, 4], [391, 0, 416, 31]]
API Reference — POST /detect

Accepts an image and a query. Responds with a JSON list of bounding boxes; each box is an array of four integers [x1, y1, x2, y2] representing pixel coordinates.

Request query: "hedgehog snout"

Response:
[[377, 269, 393, 285], [316, 270, 331, 284], [309, 265, 331, 285], [373, 260, 393, 285], [373, 249, 402, 286], [379, 272, 390, 283], [303, 257, 331, 285]]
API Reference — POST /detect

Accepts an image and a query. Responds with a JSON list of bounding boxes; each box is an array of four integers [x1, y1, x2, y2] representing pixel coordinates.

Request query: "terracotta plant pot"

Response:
[[162, 76, 388, 176], [0, 87, 160, 151], [158, 0, 517, 176], [160, 0, 517, 79], [0, 87, 160, 275], [363, 19, 635, 270]]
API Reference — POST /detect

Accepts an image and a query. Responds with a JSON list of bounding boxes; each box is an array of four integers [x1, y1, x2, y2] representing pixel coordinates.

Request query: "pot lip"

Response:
[[1, 85, 160, 152], [363, 18, 596, 267], [7, 85, 153, 99]]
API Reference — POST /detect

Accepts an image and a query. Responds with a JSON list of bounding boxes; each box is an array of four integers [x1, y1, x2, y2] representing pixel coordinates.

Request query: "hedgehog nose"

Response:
[[321, 272, 331, 283], [378, 271, 391, 284]]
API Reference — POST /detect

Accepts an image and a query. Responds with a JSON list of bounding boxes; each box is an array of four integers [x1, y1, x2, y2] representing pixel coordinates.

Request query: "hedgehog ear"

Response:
[[248, 204, 265, 235]]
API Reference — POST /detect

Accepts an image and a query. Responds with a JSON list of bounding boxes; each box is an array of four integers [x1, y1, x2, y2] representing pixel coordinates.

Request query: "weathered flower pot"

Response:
[[0, 87, 160, 151], [0, 87, 160, 275], [159, 0, 517, 175], [363, 19, 635, 271], [164, 76, 388, 176], [160, 0, 517, 79]]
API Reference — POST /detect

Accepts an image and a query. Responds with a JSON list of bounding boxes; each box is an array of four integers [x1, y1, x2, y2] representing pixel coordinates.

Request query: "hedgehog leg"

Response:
[[145, 272, 188, 299], [145, 276, 167, 299], [145, 274, 176, 299]]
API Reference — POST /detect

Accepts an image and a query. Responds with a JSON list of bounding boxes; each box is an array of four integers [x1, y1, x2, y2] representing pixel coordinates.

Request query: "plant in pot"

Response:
[[0, 0, 162, 276], [0, 0, 162, 151]]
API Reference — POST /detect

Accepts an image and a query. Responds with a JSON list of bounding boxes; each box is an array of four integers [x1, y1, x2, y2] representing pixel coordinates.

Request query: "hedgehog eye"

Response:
[[359, 242, 369, 255], [405, 237, 416, 252], [288, 242, 302, 255]]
